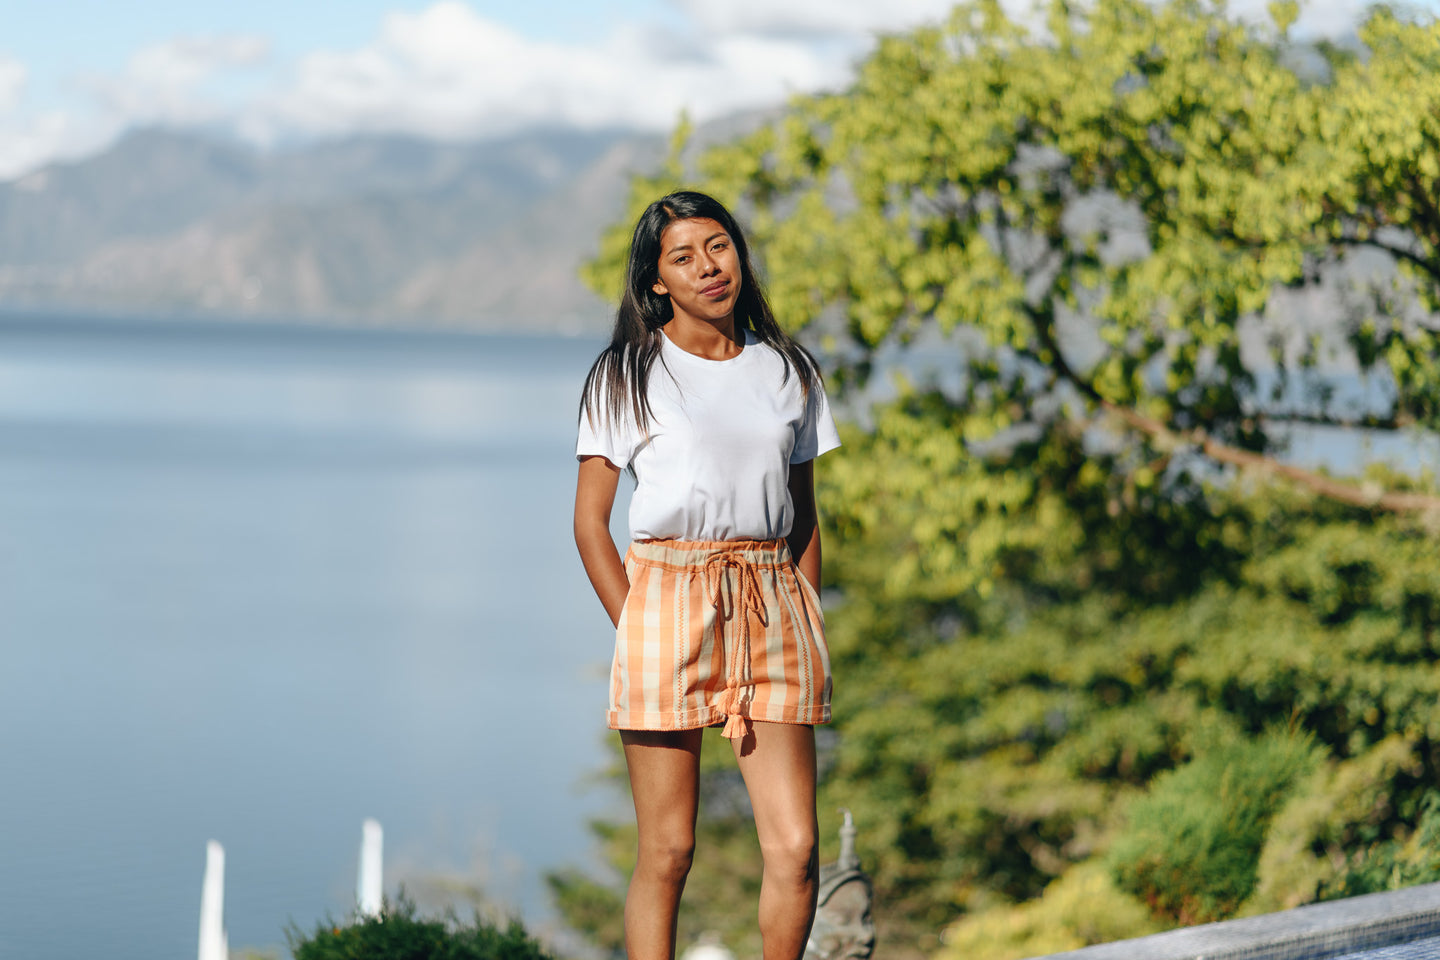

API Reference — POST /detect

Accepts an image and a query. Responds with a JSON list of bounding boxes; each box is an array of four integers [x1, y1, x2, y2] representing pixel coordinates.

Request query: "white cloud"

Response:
[[0, 111, 108, 181], [85, 34, 270, 126], [0, 36, 270, 180], [257, 2, 843, 140], [129, 34, 268, 85], [0, 56, 26, 112], [0, 55, 117, 180], [671, 0, 959, 38]]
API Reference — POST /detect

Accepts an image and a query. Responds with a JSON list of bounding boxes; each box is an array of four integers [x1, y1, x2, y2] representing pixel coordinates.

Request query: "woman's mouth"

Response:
[[700, 280, 729, 297]]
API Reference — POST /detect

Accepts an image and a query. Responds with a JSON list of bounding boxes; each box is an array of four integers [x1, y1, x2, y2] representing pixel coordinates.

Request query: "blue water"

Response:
[[1334, 934, 1440, 959], [0, 315, 631, 959], [1330, 932, 1440, 955]]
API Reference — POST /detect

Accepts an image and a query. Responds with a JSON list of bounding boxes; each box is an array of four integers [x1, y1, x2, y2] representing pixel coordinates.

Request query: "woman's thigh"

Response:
[[622, 729, 705, 847], [731, 722, 818, 850]]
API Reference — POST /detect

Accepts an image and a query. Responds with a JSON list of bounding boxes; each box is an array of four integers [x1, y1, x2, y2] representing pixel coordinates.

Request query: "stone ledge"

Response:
[[1035, 883, 1440, 960]]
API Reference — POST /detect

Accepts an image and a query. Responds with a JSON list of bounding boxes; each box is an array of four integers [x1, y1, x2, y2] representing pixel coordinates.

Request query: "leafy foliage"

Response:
[[558, 1, 1440, 957], [288, 898, 552, 960], [936, 862, 1162, 960], [1249, 733, 1425, 911], [1322, 791, 1440, 899], [822, 420, 1440, 951], [1108, 731, 1319, 923]]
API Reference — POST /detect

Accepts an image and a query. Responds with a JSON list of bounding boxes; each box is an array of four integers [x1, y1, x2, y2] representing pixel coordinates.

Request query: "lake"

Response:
[[0, 314, 631, 959]]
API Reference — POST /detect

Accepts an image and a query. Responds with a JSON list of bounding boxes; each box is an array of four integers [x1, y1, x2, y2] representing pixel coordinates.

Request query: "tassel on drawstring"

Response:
[[704, 551, 768, 744]]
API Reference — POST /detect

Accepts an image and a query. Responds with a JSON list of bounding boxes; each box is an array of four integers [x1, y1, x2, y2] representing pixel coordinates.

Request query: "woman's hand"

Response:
[[786, 459, 822, 592], [574, 455, 630, 626]]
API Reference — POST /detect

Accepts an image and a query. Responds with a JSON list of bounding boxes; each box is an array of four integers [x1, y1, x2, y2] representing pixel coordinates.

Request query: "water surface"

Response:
[[0, 315, 629, 958]]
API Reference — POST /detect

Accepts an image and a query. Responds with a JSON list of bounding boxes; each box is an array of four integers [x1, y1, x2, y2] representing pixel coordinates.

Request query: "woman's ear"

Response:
[[652, 280, 668, 296]]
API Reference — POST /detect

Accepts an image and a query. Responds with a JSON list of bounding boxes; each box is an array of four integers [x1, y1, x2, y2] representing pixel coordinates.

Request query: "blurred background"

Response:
[[3, 2, 1439, 959]]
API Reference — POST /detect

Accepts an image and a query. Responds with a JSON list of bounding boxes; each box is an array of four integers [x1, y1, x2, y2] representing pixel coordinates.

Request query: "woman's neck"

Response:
[[661, 315, 744, 361]]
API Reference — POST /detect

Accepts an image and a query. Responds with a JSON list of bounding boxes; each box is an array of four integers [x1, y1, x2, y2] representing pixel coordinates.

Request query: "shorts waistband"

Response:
[[628, 538, 792, 571]]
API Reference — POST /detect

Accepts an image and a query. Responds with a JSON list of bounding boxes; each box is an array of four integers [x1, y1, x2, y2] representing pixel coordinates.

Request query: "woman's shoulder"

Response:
[[746, 332, 821, 385], [744, 331, 792, 366]]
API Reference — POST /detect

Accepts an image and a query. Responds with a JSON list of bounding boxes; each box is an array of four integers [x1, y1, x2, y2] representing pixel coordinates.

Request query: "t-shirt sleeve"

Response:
[[791, 380, 842, 464], [576, 394, 640, 469]]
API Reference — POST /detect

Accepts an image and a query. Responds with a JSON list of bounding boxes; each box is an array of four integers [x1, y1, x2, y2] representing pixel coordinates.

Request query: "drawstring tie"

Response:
[[703, 550, 768, 740]]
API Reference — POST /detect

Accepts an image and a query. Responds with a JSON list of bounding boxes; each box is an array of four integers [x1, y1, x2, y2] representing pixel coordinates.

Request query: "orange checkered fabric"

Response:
[[607, 538, 832, 739]]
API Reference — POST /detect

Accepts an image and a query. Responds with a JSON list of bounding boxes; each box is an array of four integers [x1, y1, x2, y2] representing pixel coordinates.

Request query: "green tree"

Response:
[[594, 0, 1440, 510], [555, 1, 1440, 956]]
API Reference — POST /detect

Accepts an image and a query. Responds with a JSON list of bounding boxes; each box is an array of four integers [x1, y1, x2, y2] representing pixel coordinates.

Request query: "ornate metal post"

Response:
[[805, 810, 876, 960]]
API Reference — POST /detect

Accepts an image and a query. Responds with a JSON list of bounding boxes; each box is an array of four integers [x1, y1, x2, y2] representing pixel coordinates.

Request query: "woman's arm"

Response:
[[575, 455, 630, 626], [786, 459, 822, 591]]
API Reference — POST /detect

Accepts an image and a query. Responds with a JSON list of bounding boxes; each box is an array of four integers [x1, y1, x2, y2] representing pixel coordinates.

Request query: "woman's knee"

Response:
[[636, 831, 696, 883], [759, 827, 819, 881]]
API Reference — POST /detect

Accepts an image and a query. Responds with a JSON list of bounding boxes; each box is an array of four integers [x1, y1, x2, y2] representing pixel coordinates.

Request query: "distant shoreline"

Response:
[[0, 305, 610, 346]]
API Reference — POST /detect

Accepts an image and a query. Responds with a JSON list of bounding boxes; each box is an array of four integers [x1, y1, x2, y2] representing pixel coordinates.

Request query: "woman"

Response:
[[574, 190, 841, 960]]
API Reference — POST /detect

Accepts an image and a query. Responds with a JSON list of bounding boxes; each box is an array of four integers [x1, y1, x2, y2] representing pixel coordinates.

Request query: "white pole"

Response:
[[358, 818, 383, 917], [198, 840, 227, 960]]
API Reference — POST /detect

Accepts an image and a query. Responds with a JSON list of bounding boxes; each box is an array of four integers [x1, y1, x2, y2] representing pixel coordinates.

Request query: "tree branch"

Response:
[[1262, 411, 1408, 431], [1209, 218, 1440, 288], [1404, 172, 1440, 254], [1333, 235, 1440, 287], [1023, 301, 1105, 404], [1100, 400, 1440, 514], [996, 202, 1439, 515]]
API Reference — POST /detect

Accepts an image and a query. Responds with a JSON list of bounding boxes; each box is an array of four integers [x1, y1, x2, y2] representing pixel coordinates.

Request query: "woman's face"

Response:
[[652, 216, 742, 327]]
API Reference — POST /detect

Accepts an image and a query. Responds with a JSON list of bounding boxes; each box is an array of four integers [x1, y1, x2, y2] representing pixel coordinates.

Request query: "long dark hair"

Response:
[[579, 190, 822, 439]]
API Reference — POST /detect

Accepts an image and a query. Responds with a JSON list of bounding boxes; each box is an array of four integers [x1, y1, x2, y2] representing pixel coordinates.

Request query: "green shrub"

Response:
[[288, 897, 553, 960], [1247, 735, 1423, 913], [1322, 791, 1440, 900], [936, 862, 1163, 960], [1109, 731, 1319, 924]]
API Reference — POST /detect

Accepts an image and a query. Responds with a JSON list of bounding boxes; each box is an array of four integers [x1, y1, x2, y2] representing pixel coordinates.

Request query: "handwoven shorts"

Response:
[[607, 538, 832, 739]]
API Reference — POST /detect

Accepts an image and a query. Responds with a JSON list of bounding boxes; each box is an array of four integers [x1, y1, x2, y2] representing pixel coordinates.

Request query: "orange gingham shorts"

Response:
[[608, 538, 832, 739]]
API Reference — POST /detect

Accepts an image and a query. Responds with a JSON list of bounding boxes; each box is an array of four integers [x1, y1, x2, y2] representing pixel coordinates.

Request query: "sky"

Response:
[[0, 0, 1434, 181]]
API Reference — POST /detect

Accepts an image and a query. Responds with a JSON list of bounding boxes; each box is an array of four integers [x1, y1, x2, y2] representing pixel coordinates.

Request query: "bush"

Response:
[[288, 897, 553, 960], [1322, 791, 1440, 900], [1248, 735, 1423, 912], [936, 862, 1162, 960], [1109, 731, 1319, 924]]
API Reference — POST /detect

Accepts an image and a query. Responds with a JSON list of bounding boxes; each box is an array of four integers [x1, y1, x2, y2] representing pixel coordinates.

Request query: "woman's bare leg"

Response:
[[621, 728, 704, 960], [732, 722, 820, 960]]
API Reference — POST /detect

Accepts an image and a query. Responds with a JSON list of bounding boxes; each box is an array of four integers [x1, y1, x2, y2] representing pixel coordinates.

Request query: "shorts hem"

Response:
[[608, 705, 831, 731]]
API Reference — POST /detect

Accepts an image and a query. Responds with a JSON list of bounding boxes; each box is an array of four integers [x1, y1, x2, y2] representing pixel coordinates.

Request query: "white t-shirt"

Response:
[[576, 329, 841, 542]]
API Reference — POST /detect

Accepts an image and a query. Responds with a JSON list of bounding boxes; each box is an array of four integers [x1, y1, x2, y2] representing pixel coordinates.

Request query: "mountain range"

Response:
[[0, 125, 673, 333]]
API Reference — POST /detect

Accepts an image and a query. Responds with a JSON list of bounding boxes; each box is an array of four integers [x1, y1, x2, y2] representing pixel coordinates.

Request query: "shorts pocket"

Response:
[[791, 564, 825, 628], [614, 550, 640, 637]]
